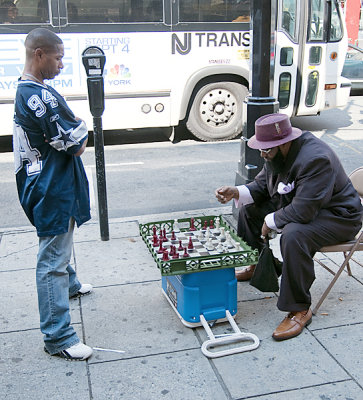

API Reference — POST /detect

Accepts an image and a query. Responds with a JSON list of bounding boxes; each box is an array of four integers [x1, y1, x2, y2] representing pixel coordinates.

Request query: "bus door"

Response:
[[274, 0, 349, 117]]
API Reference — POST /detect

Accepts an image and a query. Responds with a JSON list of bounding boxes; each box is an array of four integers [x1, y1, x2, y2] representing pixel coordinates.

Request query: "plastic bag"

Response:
[[250, 241, 281, 292]]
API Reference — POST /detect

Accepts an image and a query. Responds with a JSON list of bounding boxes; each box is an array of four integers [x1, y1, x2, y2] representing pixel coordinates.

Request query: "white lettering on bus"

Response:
[[85, 37, 130, 54], [172, 32, 250, 55]]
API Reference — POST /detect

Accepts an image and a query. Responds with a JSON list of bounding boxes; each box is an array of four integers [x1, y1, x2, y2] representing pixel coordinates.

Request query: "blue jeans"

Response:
[[36, 218, 82, 354]]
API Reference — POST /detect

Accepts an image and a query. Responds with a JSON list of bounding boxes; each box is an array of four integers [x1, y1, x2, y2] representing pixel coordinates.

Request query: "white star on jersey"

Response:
[[50, 122, 80, 151]]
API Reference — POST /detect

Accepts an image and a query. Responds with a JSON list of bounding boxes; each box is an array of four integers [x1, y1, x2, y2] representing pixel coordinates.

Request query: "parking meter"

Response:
[[82, 46, 106, 117], [82, 46, 109, 241]]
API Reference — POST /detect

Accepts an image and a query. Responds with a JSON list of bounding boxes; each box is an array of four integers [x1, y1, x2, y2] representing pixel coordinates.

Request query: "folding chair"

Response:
[[312, 166, 363, 315]]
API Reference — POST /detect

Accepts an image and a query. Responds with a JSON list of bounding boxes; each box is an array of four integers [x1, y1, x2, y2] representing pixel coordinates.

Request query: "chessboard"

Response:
[[139, 215, 259, 276]]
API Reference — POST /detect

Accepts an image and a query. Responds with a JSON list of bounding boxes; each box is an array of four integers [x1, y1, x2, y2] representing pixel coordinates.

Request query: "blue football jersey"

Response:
[[13, 79, 91, 237]]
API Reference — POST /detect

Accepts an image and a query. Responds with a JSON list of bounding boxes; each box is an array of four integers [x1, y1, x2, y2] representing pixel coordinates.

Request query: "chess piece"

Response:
[[188, 236, 194, 250], [157, 241, 166, 254], [215, 217, 220, 233], [178, 240, 184, 251], [162, 250, 169, 261], [170, 230, 176, 241], [225, 234, 233, 248], [190, 218, 196, 231], [202, 220, 208, 230], [162, 228, 168, 242], [216, 242, 224, 252], [234, 242, 241, 251], [182, 247, 189, 257], [209, 219, 214, 229], [173, 219, 180, 232], [172, 252, 179, 259], [219, 227, 226, 240], [205, 227, 211, 239], [152, 235, 159, 247], [198, 230, 205, 241], [205, 238, 214, 251], [152, 225, 157, 236]]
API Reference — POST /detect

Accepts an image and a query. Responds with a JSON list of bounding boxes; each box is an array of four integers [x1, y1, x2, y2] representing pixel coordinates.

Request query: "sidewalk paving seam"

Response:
[[193, 327, 233, 400], [310, 321, 363, 332], [87, 346, 202, 366], [311, 332, 363, 391], [234, 378, 354, 400]]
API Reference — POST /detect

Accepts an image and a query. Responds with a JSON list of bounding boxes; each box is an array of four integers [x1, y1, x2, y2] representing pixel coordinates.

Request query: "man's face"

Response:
[[39, 44, 64, 80], [259, 147, 279, 162]]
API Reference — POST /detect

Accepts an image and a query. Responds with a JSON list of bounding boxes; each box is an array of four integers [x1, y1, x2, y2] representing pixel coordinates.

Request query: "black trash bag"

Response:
[[250, 241, 281, 292]]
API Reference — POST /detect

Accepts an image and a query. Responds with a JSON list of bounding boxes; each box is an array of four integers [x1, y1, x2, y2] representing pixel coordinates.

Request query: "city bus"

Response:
[[0, 0, 351, 141]]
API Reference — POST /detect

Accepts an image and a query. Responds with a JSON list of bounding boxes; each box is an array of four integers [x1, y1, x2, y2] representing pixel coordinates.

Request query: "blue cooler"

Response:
[[162, 268, 237, 326]]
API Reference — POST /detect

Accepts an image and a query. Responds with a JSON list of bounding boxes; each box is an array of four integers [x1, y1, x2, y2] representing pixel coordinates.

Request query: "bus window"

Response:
[[278, 72, 291, 108], [329, 0, 343, 41], [305, 70, 319, 106], [280, 47, 293, 66], [309, 0, 325, 41], [179, 0, 250, 23], [67, 0, 163, 23], [309, 46, 322, 65], [281, 0, 297, 41], [0, 0, 49, 24]]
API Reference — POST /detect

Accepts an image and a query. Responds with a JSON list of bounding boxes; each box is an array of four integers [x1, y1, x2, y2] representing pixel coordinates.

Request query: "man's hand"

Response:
[[215, 186, 239, 204], [261, 221, 272, 241]]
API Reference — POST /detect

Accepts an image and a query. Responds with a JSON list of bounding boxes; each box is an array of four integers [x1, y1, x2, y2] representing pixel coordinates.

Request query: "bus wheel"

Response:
[[186, 82, 248, 141]]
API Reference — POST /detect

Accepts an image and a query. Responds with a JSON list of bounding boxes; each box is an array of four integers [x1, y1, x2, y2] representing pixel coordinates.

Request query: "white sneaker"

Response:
[[46, 342, 93, 361], [70, 283, 93, 298]]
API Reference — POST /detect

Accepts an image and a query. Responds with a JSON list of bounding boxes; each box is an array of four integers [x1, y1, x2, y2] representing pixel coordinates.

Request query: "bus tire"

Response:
[[186, 81, 248, 141]]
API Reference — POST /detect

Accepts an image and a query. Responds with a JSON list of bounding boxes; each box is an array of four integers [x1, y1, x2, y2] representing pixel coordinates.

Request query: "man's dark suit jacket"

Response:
[[246, 131, 363, 230]]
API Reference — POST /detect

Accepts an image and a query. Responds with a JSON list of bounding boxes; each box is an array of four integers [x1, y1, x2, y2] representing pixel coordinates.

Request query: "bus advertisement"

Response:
[[0, 0, 351, 141]]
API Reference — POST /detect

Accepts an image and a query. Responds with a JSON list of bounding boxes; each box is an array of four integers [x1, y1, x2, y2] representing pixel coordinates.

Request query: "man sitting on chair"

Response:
[[215, 113, 362, 341]]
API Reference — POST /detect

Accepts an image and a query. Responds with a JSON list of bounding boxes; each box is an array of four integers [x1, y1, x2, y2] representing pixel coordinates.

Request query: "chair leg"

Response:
[[344, 252, 352, 276], [313, 238, 362, 315]]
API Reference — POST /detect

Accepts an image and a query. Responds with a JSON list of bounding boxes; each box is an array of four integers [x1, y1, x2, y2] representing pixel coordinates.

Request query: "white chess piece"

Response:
[[216, 242, 224, 252], [173, 219, 180, 232], [219, 227, 226, 240], [198, 230, 205, 241], [234, 242, 241, 251], [215, 217, 220, 231], [205, 227, 211, 239], [225, 234, 233, 248], [205, 238, 214, 251]]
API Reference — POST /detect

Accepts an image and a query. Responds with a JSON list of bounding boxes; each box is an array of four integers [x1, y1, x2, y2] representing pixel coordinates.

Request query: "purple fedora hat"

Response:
[[248, 113, 302, 149]]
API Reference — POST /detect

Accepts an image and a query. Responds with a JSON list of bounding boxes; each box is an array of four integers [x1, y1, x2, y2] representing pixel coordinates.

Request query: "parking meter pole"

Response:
[[93, 116, 109, 241], [81, 46, 109, 241], [233, 0, 279, 218]]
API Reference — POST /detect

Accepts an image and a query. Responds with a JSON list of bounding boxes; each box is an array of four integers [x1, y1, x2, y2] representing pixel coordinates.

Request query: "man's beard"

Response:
[[268, 149, 285, 174]]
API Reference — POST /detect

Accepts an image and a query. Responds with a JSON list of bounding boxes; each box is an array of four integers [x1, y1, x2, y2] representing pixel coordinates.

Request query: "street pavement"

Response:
[[1, 205, 362, 400]]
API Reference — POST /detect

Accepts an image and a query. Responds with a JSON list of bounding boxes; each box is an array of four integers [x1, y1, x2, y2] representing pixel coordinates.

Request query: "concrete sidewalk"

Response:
[[1, 207, 362, 400]]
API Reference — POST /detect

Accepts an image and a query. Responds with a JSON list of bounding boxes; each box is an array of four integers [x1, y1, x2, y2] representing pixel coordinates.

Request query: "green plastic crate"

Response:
[[139, 215, 259, 276]]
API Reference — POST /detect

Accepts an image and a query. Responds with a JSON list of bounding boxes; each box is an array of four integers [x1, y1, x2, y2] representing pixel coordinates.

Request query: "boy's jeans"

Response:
[[36, 218, 82, 354]]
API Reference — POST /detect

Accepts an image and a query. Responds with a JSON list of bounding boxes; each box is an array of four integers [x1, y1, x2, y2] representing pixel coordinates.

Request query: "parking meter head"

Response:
[[82, 46, 105, 77]]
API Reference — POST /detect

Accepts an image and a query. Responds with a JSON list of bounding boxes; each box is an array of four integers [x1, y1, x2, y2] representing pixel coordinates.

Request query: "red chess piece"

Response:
[[190, 217, 196, 231], [152, 235, 159, 247], [171, 230, 176, 241], [182, 247, 189, 257], [157, 241, 165, 254], [210, 219, 214, 229], [203, 220, 208, 230], [178, 240, 184, 251], [152, 225, 157, 236], [188, 236, 194, 250], [162, 228, 168, 242], [169, 245, 175, 256], [172, 252, 179, 259], [162, 250, 169, 261]]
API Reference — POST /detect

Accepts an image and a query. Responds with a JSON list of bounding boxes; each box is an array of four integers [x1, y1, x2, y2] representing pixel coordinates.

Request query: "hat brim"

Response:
[[247, 127, 302, 149]]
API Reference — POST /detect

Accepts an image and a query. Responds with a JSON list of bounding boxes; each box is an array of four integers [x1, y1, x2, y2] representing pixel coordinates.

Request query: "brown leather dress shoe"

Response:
[[235, 265, 256, 281], [272, 309, 312, 341]]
